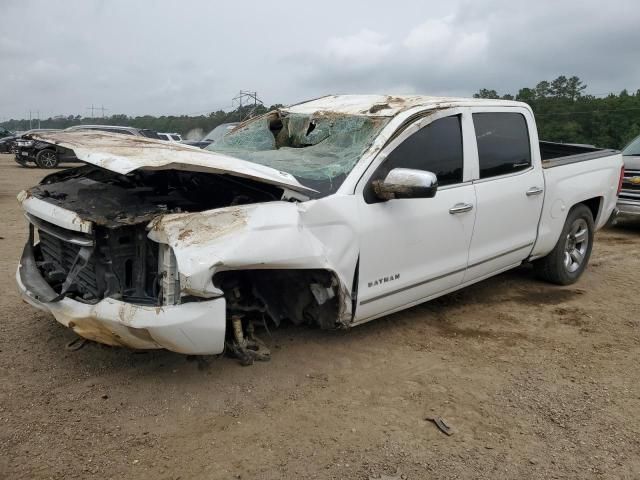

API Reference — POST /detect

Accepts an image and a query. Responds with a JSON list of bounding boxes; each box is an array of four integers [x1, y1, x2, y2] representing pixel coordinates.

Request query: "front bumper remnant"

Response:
[[616, 201, 640, 219], [17, 241, 226, 355]]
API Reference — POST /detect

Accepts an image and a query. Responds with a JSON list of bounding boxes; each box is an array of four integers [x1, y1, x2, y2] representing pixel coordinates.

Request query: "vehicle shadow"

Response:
[[608, 219, 640, 233]]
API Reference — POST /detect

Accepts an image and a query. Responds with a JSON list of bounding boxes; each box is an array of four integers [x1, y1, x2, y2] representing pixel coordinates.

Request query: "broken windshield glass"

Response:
[[206, 111, 390, 194]]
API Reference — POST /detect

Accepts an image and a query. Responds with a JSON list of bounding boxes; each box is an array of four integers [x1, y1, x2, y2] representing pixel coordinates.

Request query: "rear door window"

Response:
[[473, 113, 531, 178]]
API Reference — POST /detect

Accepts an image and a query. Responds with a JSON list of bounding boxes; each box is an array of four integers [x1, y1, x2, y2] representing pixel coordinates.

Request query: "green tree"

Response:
[[473, 88, 500, 99]]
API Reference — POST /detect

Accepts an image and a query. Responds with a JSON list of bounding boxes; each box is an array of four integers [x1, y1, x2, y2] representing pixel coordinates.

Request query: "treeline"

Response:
[[3, 76, 640, 148], [0, 104, 276, 140], [474, 76, 640, 149]]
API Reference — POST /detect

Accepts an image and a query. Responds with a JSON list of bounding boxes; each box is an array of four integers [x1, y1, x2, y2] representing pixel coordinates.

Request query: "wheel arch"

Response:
[[212, 267, 354, 330], [577, 196, 602, 224]]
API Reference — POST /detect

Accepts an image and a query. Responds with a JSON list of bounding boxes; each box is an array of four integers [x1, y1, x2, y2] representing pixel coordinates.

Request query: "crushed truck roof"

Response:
[[284, 94, 526, 117]]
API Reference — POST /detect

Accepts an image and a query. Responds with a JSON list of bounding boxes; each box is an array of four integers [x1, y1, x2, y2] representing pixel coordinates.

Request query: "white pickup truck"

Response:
[[16, 95, 623, 362]]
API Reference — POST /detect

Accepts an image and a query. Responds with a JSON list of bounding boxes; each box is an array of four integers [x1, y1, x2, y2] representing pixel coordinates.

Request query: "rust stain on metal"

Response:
[[68, 318, 126, 348], [177, 229, 193, 241], [368, 103, 390, 114], [157, 207, 249, 246]]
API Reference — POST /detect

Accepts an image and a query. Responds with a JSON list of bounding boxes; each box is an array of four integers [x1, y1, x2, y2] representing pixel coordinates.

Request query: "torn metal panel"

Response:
[[147, 196, 360, 323], [283, 94, 525, 117], [18, 190, 93, 233], [16, 265, 227, 354]]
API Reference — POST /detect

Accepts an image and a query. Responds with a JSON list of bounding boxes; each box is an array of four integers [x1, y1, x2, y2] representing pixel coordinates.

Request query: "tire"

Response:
[[534, 204, 594, 285], [35, 149, 59, 169]]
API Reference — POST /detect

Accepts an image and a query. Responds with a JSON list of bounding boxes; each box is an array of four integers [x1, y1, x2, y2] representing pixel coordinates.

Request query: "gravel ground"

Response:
[[1, 154, 639, 479]]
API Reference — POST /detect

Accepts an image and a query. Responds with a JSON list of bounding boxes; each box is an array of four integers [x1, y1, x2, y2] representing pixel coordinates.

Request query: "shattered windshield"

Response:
[[204, 123, 238, 142], [206, 111, 390, 194]]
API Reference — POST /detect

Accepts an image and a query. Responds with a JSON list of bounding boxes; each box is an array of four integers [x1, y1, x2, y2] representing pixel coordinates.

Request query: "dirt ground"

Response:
[[1, 154, 639, 480]]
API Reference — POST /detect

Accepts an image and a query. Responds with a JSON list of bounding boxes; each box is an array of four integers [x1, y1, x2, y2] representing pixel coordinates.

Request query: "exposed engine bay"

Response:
[[27, 166, 282, 304], [21, 165, 346, 361]]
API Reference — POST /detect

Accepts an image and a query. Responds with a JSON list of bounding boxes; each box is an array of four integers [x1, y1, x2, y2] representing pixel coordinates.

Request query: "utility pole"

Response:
[[28, 110, 40, 129], [232, 91, 263, 120], [86, 104, 96, 118], [98, 105, 108, 118]]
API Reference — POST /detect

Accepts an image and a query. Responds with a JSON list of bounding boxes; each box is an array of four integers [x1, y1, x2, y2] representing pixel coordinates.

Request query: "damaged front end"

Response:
[[17, 163, 357, 357]]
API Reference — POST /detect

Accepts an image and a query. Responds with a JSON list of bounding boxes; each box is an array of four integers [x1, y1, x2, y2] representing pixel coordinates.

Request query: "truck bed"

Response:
[[541, 141, 619, 169]]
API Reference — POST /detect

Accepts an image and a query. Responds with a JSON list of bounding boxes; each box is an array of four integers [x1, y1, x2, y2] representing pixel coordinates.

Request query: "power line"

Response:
[[232, 91, 264, 120], [86, 104, 108, 118]]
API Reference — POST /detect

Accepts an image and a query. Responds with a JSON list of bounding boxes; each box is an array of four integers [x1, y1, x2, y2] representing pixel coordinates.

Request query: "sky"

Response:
[[1, 0, 639, 120]]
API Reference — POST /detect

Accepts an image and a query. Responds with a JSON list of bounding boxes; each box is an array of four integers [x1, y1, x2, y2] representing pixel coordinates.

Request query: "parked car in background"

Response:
[[157, 132, 183, 142], [616, 135, 640, 219], [14, 129, 62, 167], [183, 122, 238, 148], [0, 131, 18, 153], [66, 125, 161, 139], [15, 125, 161, 168], [15, 95, 622, 359]]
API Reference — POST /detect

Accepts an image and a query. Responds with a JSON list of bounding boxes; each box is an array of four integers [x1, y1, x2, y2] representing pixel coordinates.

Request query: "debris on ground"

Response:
[[65, 336, 88, 351], [425, 416, 454, 436]]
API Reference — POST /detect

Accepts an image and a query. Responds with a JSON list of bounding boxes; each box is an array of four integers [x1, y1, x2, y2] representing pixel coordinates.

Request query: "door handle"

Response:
[[526, 186, 544, 196], [449, 203, 474, 214]]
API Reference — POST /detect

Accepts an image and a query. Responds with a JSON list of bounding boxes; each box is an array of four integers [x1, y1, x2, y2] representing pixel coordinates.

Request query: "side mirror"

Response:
[[373, 168, 438, 201]]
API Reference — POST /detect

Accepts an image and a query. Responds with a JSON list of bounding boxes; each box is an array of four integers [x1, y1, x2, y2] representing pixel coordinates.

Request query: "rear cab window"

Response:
[[473, 112, 531, 178]]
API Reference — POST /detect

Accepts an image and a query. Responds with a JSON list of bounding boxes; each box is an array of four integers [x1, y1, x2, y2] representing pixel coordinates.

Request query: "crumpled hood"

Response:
[[29, 130, 316, 195]]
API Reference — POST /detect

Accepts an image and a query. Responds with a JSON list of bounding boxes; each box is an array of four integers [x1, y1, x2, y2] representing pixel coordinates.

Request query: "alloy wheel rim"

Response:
[[564, 218, 588, 273], [40, 152, 56, 167]]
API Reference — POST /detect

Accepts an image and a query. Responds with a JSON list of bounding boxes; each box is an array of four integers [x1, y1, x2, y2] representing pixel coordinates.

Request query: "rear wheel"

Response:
[[35, 149, 59, 168], [534, 204, 594, 285]]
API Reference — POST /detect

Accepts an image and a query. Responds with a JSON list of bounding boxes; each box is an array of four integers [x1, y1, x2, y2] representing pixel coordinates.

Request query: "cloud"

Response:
[[291, 14, 491, 95], [325, 29, 392, 68], [403, 17, 489, 67], [287, 0, 640, 100], [0, 0, 638, 120]]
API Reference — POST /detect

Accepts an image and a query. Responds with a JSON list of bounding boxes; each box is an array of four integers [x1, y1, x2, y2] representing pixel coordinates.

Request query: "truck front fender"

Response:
[[147, 197, 360, 321]]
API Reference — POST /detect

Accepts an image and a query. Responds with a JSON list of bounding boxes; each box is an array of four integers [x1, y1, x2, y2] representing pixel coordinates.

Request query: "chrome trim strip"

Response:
[[620, 192, 640, 199], [359, 241, 534, 306], [25, 213, 94, 246], [437, 181, 472, 191], [360, 266, 467, 306], [472, 166, 534, 184], [467, 242, 534, 269]]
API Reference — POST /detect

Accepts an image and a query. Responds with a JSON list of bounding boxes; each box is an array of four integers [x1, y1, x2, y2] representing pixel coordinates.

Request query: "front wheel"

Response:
[[533, 204, 594, 285], [35, 149, 59, 168]]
